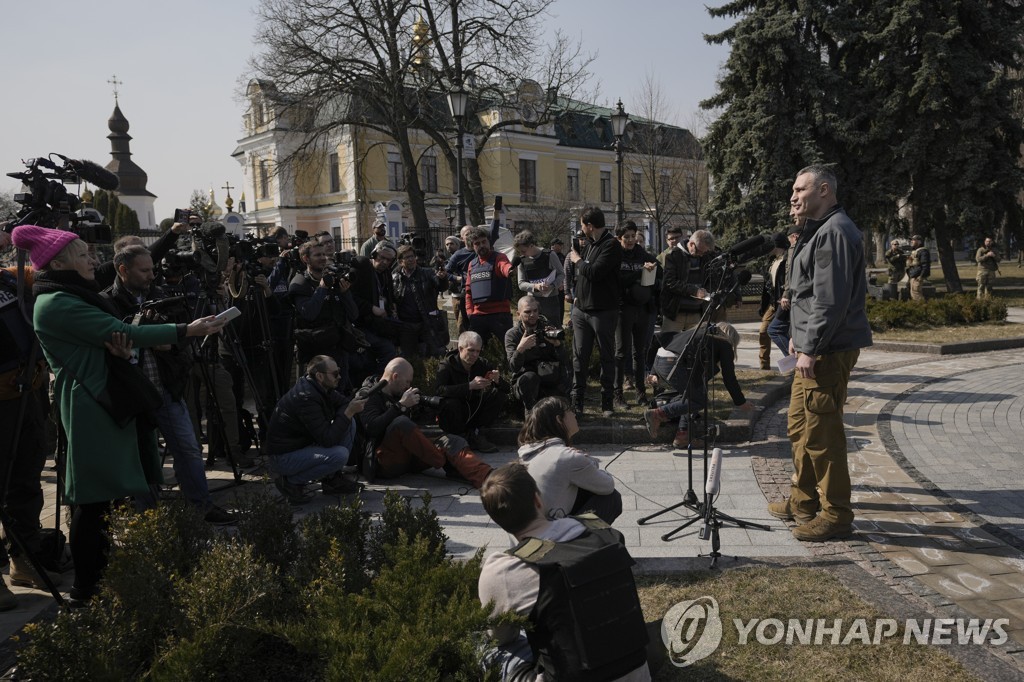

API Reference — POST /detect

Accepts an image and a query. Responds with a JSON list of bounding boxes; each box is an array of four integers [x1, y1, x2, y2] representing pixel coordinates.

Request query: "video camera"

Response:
[[5, 154, 116, 243], [311, 250, 355, 289], [399, 231, 428, 264]]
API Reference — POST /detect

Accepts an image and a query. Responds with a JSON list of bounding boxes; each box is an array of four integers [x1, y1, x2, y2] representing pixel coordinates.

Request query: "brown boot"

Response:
[[446, 448, 493, 489]]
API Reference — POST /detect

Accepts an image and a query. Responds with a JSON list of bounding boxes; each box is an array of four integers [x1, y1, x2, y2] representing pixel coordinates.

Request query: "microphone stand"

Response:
[[637, 262, 770, 565]]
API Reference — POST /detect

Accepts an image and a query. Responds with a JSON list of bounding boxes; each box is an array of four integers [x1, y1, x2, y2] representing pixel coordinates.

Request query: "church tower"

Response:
[[104, 85, 157, 231]]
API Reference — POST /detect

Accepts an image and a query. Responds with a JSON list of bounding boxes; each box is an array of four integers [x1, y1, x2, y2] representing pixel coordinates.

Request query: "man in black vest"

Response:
[[568, 206, 622, 418], [478, 462, 650, 681], [464, 226, 514, 348]]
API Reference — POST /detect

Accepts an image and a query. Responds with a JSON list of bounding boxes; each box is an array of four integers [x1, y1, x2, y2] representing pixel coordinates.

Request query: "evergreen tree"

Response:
[[702, 1, 835, 241], [702, 0, 1024, 284], [93, 190, 110, 223]]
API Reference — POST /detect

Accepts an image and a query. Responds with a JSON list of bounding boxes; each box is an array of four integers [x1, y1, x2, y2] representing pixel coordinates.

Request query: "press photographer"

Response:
[[289, 240, 363, 391], [392, 244, 449, 357], [100, 245, 233, 524], [505, 297, 568, 411], [349, 242, 414, 366]]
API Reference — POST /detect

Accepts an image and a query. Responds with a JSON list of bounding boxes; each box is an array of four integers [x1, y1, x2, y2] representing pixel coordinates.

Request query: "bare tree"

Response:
[[625, 73, 707, 250], [247, 0, 594, 244]]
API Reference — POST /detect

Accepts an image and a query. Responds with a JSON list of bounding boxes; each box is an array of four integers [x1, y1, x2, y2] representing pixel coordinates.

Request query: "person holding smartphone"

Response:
[[432, 331, 507, 453]]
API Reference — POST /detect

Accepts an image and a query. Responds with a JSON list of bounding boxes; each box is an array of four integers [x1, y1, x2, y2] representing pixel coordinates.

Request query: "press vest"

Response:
[[468, 253, 511, 305], [522, 249, 555, 284], [509, 514, 649, 681]]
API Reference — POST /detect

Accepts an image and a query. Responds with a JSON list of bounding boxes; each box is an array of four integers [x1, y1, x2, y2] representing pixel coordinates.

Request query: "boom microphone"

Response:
[[725, 234, 769, 260], [56, 155, 120, 190], [705, 447, 723, 495]]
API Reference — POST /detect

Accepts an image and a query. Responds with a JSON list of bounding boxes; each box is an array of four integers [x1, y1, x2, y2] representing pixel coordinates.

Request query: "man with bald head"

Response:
[[358, 357, 491, 487]]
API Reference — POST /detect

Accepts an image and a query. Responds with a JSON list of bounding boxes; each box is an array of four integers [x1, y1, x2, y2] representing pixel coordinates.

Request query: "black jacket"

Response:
[[661, 247, 706, 320], [504, 317, 566, 376], [573, 230, 622, 312], [101, 278, 194, 401], [617, 244, 658, 312], [433, 351, 504, 400], [655, 329, 745, 406], [358, 383, 408, 441], [266, 375, 355, 455], [350, 256, 397, 324]]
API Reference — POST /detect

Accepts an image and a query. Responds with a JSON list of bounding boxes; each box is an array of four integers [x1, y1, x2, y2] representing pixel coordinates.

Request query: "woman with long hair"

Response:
[[516, 396, 621, 524]]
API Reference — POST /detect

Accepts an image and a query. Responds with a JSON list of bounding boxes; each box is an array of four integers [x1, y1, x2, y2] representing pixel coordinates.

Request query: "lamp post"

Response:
[[610, 99, 629, 226], [447, 85, 469, 227], [444, 204, 456, 230]]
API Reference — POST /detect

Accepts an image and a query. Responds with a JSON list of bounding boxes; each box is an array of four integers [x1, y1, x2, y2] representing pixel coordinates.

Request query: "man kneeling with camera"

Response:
[[505, 296, 568, 412], [264, 355, 366, 503], [358, 358, 492, 487]]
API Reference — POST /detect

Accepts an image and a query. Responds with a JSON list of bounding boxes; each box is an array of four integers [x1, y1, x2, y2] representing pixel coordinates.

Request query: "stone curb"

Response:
[[739, 332, 1024, 355]]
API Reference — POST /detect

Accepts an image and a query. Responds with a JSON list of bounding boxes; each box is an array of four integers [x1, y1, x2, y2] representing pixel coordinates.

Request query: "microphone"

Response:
[[363, 378, 389, 397], [734, 240, 775, 264], [56, 156, 120, 190], [705, 447, 723, 495], [724, 234, 769, 260]]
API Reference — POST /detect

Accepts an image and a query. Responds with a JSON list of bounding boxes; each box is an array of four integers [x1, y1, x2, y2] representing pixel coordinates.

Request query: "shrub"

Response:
[[867, 294, 1007, 331], [18, 492, 493, 681]]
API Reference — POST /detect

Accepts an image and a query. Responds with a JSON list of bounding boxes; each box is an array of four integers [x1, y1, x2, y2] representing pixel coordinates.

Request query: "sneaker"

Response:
[[601, 401, 614, 418], [623, 377, 636, 392], [321, 473, 364, 495], [791, 516, 853, 542], [612, 394, 629, 410], [204, 505, 237, 525], [643, 409, 667, 439], [0, 581, 16, 612], [767, 499, 816, 525], [9, 556, 62, 590], [468, 430, 499, 454], [635, 390, 648, 406], [672, 429, 703, 449], [274, 476, 313, 505]]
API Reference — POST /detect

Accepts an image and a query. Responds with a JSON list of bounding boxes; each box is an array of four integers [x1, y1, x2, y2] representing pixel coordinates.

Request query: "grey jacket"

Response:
[[518, 438, 615, 520], [789, 206, 872, 356]]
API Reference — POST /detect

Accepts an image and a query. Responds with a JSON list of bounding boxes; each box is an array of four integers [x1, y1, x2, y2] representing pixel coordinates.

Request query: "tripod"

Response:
[[637, 265, 769, 565]]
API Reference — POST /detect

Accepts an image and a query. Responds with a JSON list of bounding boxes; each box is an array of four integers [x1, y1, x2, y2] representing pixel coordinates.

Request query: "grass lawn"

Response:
[[874, 321, 1024, 343], [638, 567, 978, 682]]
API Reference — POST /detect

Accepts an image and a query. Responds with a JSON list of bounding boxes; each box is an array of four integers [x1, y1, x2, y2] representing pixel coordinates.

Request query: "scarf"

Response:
[[32, 269, 120, 317]]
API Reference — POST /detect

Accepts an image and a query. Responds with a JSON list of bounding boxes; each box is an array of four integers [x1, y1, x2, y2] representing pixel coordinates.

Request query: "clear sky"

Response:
[[1, 0, 731, 223]]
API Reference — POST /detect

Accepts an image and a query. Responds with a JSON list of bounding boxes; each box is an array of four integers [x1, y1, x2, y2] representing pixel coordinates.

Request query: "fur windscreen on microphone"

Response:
[[200, 221, 227, 238], [67, 158, 120, 191]]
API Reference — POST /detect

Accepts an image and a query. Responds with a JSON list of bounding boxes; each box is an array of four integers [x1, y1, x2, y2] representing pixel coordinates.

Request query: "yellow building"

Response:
[[232, 78, 705, 251]]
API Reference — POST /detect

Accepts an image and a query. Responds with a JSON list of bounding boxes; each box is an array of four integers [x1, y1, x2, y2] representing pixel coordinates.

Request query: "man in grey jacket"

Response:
[[768, 164, 872, 542]]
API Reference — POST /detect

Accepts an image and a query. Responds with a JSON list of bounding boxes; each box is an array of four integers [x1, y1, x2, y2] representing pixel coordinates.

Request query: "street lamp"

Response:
[[447, 84, 469, 227], [444, 204, 457, 230], [610, 98, 630, 226]]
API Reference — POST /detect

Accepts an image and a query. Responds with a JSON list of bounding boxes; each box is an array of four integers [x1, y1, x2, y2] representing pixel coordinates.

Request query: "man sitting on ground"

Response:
[[478, 462, 650, 681], [433, 331, 506, 453], [359, 358, 492, 487], [264, 355, 365, 503]]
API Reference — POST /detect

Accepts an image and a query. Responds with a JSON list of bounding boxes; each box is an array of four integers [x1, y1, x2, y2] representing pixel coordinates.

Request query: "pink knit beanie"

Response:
[[10, 225, 80, 269]]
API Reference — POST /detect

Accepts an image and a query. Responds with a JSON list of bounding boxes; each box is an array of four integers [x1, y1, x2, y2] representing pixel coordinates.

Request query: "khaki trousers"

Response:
[[758, 305, 776, 370], [787, 349, 859, 524]]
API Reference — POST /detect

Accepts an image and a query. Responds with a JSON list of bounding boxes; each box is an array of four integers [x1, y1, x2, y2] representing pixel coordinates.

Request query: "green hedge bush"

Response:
[[866, 294, 1007, 331], [19, 491, 497, 681]]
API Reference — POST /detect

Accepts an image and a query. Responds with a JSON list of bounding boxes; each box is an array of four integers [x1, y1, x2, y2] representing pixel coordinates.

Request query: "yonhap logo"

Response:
[[661, 596, 723, 667]]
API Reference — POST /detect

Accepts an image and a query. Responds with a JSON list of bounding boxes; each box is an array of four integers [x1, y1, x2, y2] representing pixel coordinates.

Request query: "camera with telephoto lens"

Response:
[[418, 395, 444, 410], [543, 327, 565, 341]]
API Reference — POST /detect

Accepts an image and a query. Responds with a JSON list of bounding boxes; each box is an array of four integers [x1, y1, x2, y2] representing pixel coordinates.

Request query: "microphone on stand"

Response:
[[705, 447, 723, 496]]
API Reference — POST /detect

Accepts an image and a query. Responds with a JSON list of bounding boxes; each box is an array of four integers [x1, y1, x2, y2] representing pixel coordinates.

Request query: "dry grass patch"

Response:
[[638, 567, 978, 682]]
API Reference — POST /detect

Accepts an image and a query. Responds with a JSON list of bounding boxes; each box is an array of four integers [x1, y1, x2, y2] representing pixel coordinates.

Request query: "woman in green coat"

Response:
[[11, 225, 226, 602]]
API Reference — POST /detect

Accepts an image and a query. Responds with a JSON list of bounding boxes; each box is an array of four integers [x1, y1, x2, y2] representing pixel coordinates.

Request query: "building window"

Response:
[[566, 167, 580, 201], [600, 170, 611, 203], [258, 160, 270, 199], [421, 154, 438, 193], [329, 152, 340, 193], [519, 158, 537, 203], [387, 151, 404, 191], [630, 171, 642, 203], [659, 171, 670, 197]]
